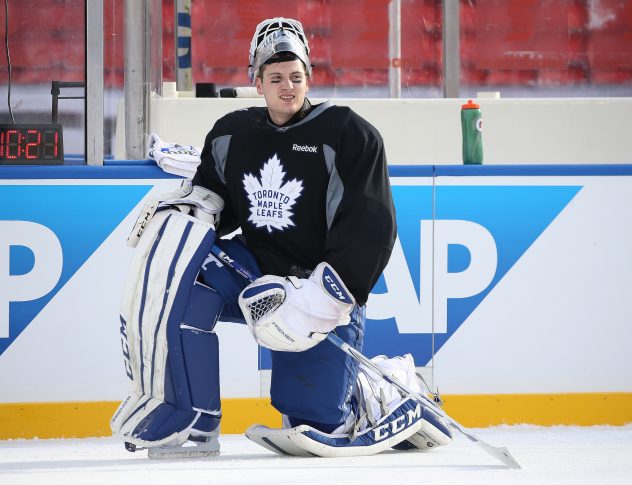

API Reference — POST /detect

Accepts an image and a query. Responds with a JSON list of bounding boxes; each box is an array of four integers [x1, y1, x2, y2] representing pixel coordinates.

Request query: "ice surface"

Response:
[[1, 425, 631, 485]]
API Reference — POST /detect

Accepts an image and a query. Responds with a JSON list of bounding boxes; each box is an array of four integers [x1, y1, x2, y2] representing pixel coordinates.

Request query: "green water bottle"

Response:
[[461, 99, 483, 164]]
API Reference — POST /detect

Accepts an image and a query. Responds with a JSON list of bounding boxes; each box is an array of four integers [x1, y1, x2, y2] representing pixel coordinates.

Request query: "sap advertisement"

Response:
[[1, 165, 631, 404]]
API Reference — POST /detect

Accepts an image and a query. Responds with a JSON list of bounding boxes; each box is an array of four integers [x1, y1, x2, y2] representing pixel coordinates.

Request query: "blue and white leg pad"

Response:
[[246, 354, 452, 457], [111, 210, 222, 450], [246, 397, 444, 457]]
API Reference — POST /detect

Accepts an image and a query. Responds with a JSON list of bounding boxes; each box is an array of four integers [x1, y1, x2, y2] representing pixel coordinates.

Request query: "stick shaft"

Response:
[[210, 244, 258, 281]]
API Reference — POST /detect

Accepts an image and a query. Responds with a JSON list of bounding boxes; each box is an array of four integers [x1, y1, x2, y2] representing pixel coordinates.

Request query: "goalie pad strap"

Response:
[[111, 210, 221, 448]]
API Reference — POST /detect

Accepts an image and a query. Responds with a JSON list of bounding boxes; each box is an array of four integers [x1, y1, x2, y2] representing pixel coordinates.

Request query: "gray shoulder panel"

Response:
[[324, 143, 343, 230], [211, 135, 231, 184], [323, 143, 336, 176]]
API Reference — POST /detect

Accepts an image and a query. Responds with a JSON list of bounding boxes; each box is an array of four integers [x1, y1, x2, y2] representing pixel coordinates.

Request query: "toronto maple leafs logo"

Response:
[[243, 154, 303, 233]]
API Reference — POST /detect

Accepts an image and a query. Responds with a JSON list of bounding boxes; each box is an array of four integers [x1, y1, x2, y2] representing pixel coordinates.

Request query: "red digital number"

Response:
[[0, 125, 62, 162], [6, 130, 21, 159], [26, 129, 42, 159], [43, 130, 59, 158]]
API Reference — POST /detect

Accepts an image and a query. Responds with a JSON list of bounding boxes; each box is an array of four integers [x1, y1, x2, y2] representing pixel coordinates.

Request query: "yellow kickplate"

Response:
[[0, 398, 281, 440], [1, 393, 630, 440], [441, 392, 632, 427]]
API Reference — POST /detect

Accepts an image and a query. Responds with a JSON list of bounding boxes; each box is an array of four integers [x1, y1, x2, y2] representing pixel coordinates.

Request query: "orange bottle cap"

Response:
[[462, 99, 480, 109]]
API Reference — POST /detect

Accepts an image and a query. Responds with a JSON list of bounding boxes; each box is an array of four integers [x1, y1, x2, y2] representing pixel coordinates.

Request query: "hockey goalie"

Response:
[[110, 16, 452, 459]]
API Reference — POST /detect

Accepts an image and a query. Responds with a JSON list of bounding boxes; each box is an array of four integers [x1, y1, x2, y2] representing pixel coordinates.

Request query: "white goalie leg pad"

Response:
[[111, 209, 221, 450], [111, 209, 172, 440], [245, 396, 424, 457], [245, 354, 452, 457]]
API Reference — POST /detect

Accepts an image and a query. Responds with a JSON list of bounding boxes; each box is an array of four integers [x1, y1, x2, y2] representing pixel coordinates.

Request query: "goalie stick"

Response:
[[208, 244, 522, 469], [326, 332, 521, 469]]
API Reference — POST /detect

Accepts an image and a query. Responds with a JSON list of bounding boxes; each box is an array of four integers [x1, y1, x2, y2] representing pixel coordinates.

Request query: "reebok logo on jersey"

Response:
[[292, 144, 317, 153]]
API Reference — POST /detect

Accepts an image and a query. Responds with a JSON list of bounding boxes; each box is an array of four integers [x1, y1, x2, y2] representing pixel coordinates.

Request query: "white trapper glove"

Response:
[[147, 133, 202, 178], [127, 180, 224, 248], [238, 262, 355, 352]]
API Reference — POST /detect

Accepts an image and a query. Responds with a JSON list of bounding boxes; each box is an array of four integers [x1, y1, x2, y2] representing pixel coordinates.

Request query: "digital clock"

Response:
[[0, 123, 64, 165]]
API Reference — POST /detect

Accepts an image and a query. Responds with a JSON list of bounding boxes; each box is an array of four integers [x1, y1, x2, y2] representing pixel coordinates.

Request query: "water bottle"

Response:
[[461, 99, 483, 164]]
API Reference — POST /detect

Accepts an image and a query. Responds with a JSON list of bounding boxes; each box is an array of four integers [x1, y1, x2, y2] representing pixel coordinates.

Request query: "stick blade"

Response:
[[480, 442, 522, 469]]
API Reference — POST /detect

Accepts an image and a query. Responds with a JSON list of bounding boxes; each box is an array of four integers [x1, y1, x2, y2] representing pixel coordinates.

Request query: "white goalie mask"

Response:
[[248, 17, 311, 84]]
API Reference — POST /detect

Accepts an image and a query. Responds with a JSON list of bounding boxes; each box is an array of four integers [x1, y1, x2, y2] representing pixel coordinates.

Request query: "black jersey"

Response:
[[192, 100, 396, 306]]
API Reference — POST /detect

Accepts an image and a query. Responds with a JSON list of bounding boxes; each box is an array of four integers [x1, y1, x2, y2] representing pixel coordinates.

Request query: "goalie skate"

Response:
[[147, 429, 220, 459]]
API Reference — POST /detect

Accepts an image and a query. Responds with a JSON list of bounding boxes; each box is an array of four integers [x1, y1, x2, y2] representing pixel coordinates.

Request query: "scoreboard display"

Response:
[[0, 124, 64, 165]]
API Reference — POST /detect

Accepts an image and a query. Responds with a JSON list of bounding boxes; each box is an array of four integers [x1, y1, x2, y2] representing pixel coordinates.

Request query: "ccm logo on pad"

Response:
[[373, 403, 422, 441], [292, 144, 317, 153]]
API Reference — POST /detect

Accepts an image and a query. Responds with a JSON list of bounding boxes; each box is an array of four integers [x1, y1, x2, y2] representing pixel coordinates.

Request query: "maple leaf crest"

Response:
[[243, 154, 304, 233]]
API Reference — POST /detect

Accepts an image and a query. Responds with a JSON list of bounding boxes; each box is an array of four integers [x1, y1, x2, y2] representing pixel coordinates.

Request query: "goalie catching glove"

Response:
[[238, 262, 355, 352]]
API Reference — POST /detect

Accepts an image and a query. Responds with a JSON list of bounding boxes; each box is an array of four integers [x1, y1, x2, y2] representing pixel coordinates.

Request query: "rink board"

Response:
[[1, 163, 631, 438]]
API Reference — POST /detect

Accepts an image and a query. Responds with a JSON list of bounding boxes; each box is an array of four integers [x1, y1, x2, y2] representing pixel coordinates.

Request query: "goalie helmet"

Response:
[[248, 17, 312, 84]]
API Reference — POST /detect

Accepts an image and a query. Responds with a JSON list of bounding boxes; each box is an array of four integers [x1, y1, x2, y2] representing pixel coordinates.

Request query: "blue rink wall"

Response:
[[1, 162, 631, 439]]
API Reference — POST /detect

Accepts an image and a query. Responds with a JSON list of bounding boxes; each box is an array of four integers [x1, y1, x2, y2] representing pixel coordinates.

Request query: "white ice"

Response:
[[1, 425, 631, 485]]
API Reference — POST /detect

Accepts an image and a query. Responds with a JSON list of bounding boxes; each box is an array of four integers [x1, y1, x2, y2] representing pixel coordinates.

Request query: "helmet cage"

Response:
[[248, 17, 311, 83]]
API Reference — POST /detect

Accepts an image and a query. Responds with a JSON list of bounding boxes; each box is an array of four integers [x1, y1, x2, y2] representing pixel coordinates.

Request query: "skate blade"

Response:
[[148, 441, 220, 459]]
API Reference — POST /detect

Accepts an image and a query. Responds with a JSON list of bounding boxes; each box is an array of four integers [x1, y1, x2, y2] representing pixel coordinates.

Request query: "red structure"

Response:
[[1, 0, 631, 90]]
